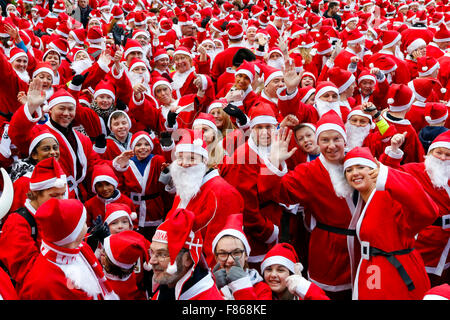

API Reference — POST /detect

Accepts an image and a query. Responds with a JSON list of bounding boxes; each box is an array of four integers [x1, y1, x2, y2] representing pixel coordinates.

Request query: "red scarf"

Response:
[[41, 240, 119, 300]]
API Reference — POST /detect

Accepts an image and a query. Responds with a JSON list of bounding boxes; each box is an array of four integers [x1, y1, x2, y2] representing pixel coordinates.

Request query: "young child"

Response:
[[84, 164, 136, 228], [100, 230, 151, 300]]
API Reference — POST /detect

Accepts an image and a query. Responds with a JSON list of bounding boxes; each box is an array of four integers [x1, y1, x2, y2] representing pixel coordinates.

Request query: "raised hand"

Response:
[[280, 114, 299, 128], [284, 59, 301, 94], [212, 262, 228, 290], [114, 150, 134, 168], [390, 131, 407, 152], [27, 78, 46, 111], [269, 126, 298, 169]]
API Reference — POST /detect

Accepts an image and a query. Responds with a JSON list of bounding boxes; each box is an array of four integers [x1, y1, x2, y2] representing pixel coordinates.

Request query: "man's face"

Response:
[[110, 116, 130, 141], [150, 241, 186, 286], [88, 19, 102, 29], [12, 56, 28, 73], [174, 54, 192, 73], [319, 90, 339, 102], [265, 76, 285, 98], [349, 115, 370, 127], [34, 186, 67, 207], [135, 35, 149, 47], [247, 28, 256, 41], [347, 21, 357, 30], [154, 85, 173, 105], [342, 82, 357, 97], [252, 123, 276, 147], [430, 147, 450, 161], [359, 79, 375, 96], [78, 0, 88, 8], [181, 24, 196, 37], [50, 104, 76, 128], [318, 130, 346, 164], [295, 126, 317, 154], [176, 151, 204, 168], [126, 51, 143, 66]]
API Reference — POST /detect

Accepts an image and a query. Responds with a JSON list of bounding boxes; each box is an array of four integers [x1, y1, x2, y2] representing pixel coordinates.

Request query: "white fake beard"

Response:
[[386, 73, 393, 84], [395, 46, 404, 60], [325, 160, 354, 198], [128, 70, 151, 86], [71, 59, 93, 75], [315, 99, 341, 118], [345, 122, 371, 150], [424, 155, 450, 189], [60, 256, 101, 298], [170, 161, 206, 208], [171, 68, 192, 91], [142, 44, 152, 58], [267, 57, 285, 71], [15, 69, 30, 83]]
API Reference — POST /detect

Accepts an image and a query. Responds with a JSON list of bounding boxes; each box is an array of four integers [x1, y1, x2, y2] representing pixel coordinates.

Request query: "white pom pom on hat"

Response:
[[387, 98, 394, 104]]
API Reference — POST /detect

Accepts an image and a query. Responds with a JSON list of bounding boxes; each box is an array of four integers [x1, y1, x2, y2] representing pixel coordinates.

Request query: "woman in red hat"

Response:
[[343, 146, 439, 299]]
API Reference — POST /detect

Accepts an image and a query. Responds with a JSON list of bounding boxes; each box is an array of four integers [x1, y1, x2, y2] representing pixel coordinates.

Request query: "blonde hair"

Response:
[[299, 47, 313, 65]]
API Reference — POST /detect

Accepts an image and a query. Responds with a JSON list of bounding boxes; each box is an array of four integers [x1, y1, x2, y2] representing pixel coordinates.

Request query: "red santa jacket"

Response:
[[352, 164, 439, 300], [105, 272, 147, 300], [166, 169, 244, 268], [211, 44, 246, 82], [370, 51, 411, 84], [380, 153, 450, 277], [0, 268, 18, 300], [258, 154, 358, 292]]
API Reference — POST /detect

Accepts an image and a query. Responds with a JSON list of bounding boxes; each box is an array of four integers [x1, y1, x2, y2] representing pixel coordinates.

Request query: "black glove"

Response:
[[223, 104, 248, 126], [159, 131, 173, 147], [94, 134, 107, 149], [116, 99, 128, 111], [71, 71, 90, 87], [166, 111, 178, 128], [201, 16, 211, 29], [0, 111, 13, 122], [212, 262, 228, 290], [86, 216, 110, 251]]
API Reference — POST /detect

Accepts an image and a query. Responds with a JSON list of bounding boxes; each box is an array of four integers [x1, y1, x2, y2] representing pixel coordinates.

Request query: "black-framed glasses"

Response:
[[215, 249, 245, 262]]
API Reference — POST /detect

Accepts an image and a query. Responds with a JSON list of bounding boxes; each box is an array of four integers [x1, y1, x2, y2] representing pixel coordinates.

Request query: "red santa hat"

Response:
[[124, 39, 143, 59], [128, 58, 148, 72], [235, 60, 256, 83], [86, 26, 104, 44], [153, 48, 169, 62], [130, 131, 154, 152], [417, 56, 440, 77], [192, 112, 218, 132], [207, 99, 227, 114], [44, 38, 68, 59], [423, 284, 450, 300], [177, 11, 194, 26], [134, 11, 148, 27], [29, 157, 66, 191], [275, 7, 289, 21], [104, 203, 136, 228], [132, 29, 150, 41], [94, 80, 116, 101], [298, 86, 316, 104], [52, 0, 66, 13], [381, 30, 402, 49], [327, 67, 356, 94], [260, 243, 300, 274], [314, 81, 339, 101], [152, 208, 203, 274], [151, 77, 171, 96], [211, 213, 250, 256], [408, 78, 441, 103], [427, 130, 450, 152], [55, 21, 71, 38], [175, 129, 209, 160], [44, 89, 76, 113], [91, 164, 119, 194], [386, 83, 414, 112], [28, 130, 58, 157], [308, 14, 323, 29], [249, 103, 278, 128], [173, 45, 193, 59], [369, 55, 397, 74], [226, 21, 244, 40], [424, 102, 448, 125], [35, 198, 86, 246], [357, 69, 376, 84], [9, 47, 27, 63], [300, 71, 316, 86], [69, 28, 87, 46], [262, 65, 284, 87], [406, 37, 427, 54], [346, 29, 365, 45], [433, 24, 450, 43], [111, 6, 124, 20], [107, 110, 132, 130], [315, 110, 347, 143], [343, 146, 377, 172], [159, 18, 174, 33], [103, 230, 150, 271]]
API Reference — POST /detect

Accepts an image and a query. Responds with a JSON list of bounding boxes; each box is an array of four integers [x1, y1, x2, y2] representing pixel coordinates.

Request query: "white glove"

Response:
[[225, 89, 245, 103], [285, 262, 311, 299]]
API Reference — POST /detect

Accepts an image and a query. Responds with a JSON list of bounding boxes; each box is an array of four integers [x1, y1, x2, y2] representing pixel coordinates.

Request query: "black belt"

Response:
[[316, 221, 356, 236], [364, 245, 415, 291], [132, 193, 160, 202], [432, 216, 450, 228], [259, 201, 274, 210]]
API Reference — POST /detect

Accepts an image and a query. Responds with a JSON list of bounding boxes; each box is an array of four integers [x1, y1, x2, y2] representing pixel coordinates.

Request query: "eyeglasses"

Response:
[[149, 249, 170, 261], [215, 249, 245, 262]]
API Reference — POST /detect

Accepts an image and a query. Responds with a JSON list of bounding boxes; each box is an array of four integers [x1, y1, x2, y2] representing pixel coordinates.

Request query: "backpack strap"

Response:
[[15, 207, 37, 241]]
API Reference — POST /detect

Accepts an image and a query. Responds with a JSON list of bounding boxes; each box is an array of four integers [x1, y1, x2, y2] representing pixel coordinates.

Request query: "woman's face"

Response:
[[134, 138, 151, 160], [44, 52, 60, 72], [35, 72, 53, 90], [174, 54, 192, 73], [344, 164, 375, 193], [301, 76, 314, 88], [12, 56, 28, 73], [234, 73, 251, 91], [154, 85, 173, 105], [108, 216, 132, 235], [263, 264, 291, 294], [192, 124, 216, 145], [31, 138, 60, 162], [295, 127, 317, 154], [210, 108, 224, 129], [95, 93, 114, 110]]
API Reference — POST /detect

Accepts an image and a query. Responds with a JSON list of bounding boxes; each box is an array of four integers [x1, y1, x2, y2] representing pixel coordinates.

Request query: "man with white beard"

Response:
[[132, 30, 152, 69], [266, 47, 285, 71], [127, 58, 151, 96], [380, 130, 450, 287], [164, 129, 244, 268], [71, 49, 93, 75]]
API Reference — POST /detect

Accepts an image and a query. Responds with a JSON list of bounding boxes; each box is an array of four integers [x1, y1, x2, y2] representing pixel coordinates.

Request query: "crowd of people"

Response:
[[0, 0, 448, 301]]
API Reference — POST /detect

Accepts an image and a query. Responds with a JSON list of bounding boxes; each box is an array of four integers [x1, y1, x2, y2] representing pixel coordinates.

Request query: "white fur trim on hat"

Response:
[[419, 61, 439, 77], [173, 49, 193, 59], [316, 123, 347, 143], [175, 143, 209, 160], [264, 70, 284, 87], [382, 33, 401, 49], [28, 132, 57, 156], [207, 102, 224, 113], [131, 134, 154, 151], [47, 95, 77, 112], [32, 67, 54, 79], [347, 109, 372, 123], [30, 175, 67, 191], [9, 51, 28, 63], [105, 210, 133, 227], [428, 141, 450, 151], [53, 207, 87, 246], [250, 115, 278, 128], [425, 113, 448, 125], [152, 79, 171, 96], [212, 229, 251, 256], [94, 88, 116, 101], [407, 38, 426, 54], [407, 81, 426, 102], [153, 53, 169, 62], [124, 46, 144, 58], [92, 174, 118, 193], [343, 157, 377, 172], [235, 69, 254, 83], [315, 86, 339, 100], [193, 118, 218, 132], [261, 256, 295, 274], [338, 74, 356, 94], [103, 236, 135, 269], [388, 94, 415, 112]]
